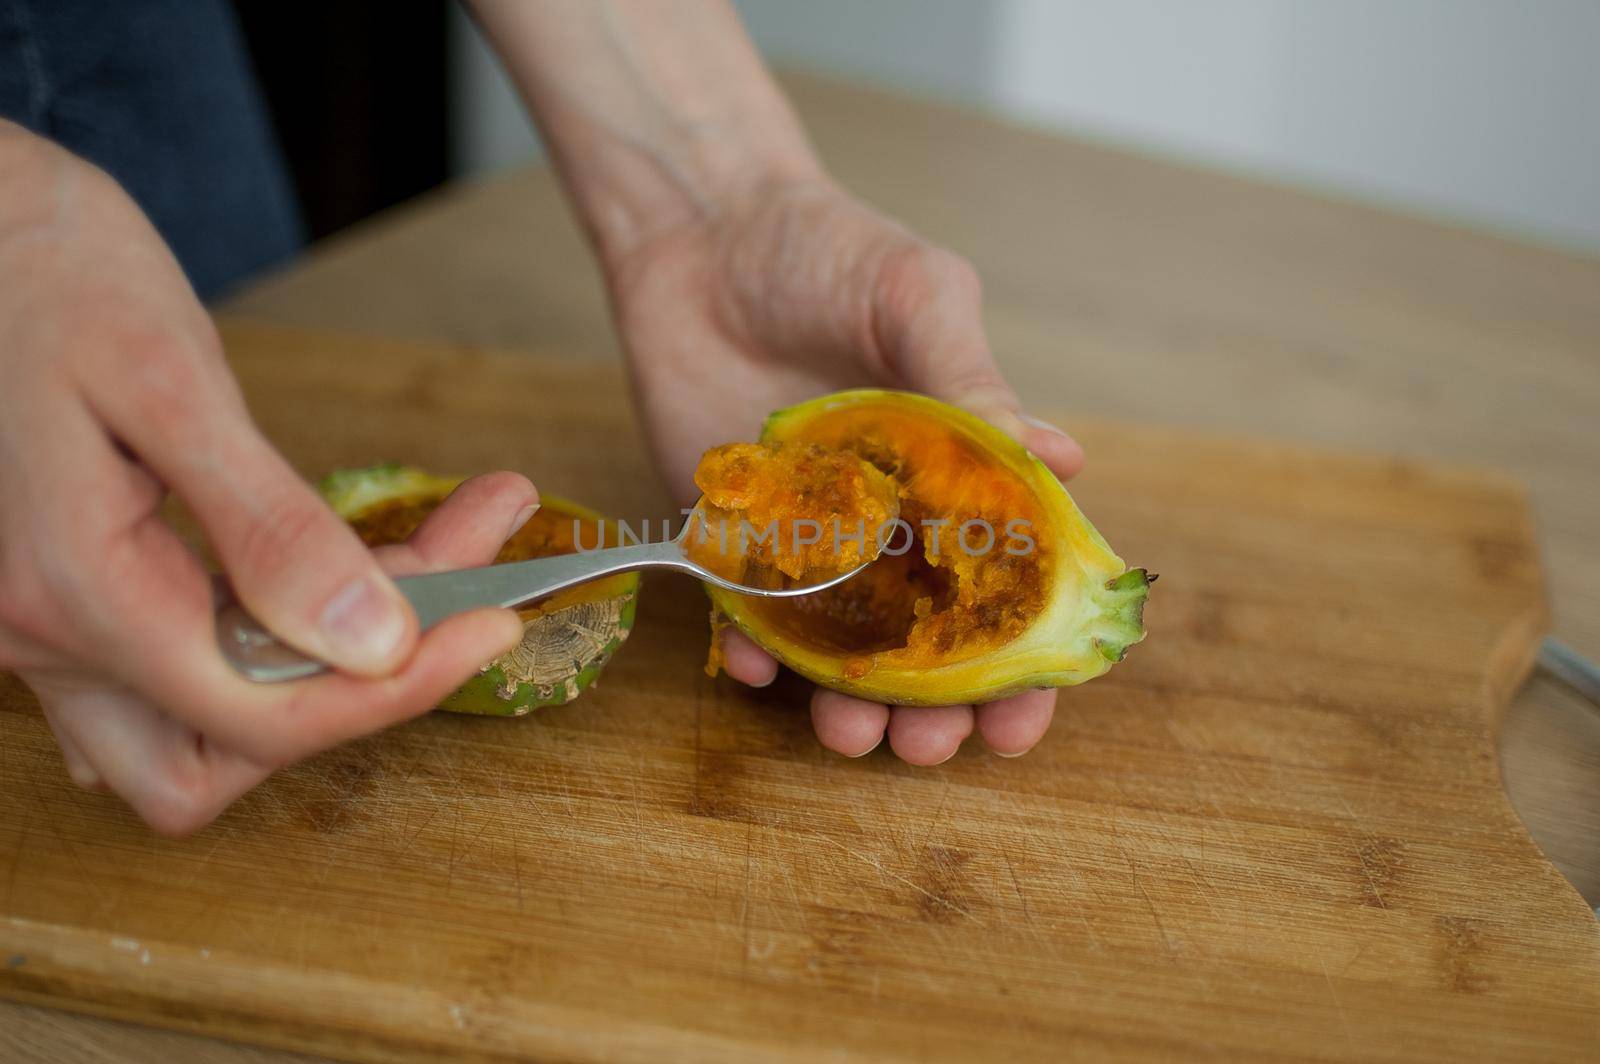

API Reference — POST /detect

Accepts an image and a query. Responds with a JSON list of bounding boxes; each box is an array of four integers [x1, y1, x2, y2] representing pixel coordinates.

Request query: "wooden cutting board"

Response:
[[1, 323, 1595, 1062]]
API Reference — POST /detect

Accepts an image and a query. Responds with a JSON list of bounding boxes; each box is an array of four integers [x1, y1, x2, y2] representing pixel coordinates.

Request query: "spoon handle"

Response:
[[1539, 637, 1600, 708], [216, 540, 683, 683]]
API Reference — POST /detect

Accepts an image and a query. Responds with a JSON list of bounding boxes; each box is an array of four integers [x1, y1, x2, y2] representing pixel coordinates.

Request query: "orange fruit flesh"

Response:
[[689, 442, 900, 586], [709, 407, 1053, 676]]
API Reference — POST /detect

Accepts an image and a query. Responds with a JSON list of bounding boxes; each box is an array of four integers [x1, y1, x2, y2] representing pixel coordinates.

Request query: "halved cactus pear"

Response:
[[701, 391, 1149, 705], [320, 465, 639, 715]]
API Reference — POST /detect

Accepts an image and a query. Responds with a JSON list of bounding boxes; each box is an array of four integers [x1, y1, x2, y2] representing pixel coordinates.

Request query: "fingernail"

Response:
[[319, 575, 407, 671], [995, 747, 1033, 759], [845, 735, 884, 758], [1021, 413, 1071, 437], [508, 503, 539, 538]]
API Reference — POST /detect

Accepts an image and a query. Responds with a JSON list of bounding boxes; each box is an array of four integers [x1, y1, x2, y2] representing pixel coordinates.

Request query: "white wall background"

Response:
[[450, 0, 1600, 254]]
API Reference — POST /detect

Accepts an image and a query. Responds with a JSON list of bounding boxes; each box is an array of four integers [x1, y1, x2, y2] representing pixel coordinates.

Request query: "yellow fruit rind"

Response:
[[705, 390, 1149, 706]]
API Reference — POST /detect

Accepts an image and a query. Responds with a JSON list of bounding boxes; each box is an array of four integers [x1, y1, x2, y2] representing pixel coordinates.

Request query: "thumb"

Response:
[[870, 243, 1085, 480], [207, 440, 418, 677], [86, 335, 416, 677]]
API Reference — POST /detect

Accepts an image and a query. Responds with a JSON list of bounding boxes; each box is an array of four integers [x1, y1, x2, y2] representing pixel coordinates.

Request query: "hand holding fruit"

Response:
[[607, 178, 1090, 764], [473, 1, 1092, 763]]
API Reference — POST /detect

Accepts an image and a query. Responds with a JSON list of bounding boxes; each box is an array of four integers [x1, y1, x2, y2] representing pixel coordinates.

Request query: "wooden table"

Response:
[[6, 72, 1598, 1062]]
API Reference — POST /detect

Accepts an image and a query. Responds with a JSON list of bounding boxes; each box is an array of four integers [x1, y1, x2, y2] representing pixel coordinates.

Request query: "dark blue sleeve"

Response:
[[0, 0, 304, 299]]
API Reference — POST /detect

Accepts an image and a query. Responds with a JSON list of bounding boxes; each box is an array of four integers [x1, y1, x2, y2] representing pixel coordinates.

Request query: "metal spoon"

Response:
[[1539, 637, 1600, 709], [216, 503, 873, 682]]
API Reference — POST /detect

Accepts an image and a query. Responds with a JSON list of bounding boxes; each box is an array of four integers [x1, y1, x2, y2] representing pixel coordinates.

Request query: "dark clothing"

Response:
[[0, 0, 303, 298]]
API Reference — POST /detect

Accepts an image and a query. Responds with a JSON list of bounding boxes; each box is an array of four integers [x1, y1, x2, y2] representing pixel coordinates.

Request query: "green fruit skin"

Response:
[[713, 570, 1149, 707], [435, 585, 639, 716], [319, 464, 641, 717]]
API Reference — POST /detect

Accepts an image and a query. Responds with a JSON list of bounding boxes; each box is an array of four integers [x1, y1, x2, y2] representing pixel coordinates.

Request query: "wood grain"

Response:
[[1, 323, 1596, 1062]]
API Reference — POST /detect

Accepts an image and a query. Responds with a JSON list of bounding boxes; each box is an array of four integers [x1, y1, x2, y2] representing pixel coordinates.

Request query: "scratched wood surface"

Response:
[[0, 323, 1595, 1062]]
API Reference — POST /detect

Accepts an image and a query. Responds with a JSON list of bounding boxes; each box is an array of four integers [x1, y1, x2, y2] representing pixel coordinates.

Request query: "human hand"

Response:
[[470, 0, 1079, 763], [0, 125, 535, 833], [608, 178, 1084, 765]]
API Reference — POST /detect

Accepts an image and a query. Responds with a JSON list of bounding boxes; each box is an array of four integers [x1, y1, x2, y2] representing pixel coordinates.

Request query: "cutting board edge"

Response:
[[0, 918, 788, 1064], [1474, 592, 1600, 939]]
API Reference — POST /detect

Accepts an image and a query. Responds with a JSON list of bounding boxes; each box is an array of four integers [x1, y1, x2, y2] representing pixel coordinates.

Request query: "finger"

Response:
[[235, 608, 522, 767], [39, 701, 104, 791], [870, 244, 1086, 471], [871, 244, 1024, 435], [40, 681, 272, 836], [380, 472, 537, 574], [26, 385, 523, 765], [719, 627, 779, 688], [975, 688, 1057, 757], [81, 329, 417, 677], [886, 704, 974, 766], [0, 623, 70, 673], [811, 688, 889, 757], [0, 375, 164, 671], [1021, 418, 1086, 481], [82, 475, 524, 765]]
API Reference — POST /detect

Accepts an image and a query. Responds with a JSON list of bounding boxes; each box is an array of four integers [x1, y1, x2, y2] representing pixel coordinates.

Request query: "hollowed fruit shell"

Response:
[[321, 466, 639, 715], [704, 391, 1148, 705]]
